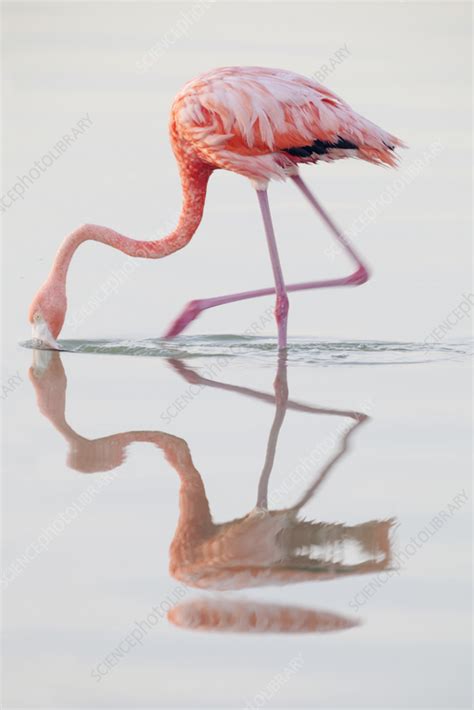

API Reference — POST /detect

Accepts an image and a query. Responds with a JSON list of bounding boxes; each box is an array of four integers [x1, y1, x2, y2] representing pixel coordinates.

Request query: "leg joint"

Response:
[[275, 293, 289, 321], [350, 266, 370, 286]]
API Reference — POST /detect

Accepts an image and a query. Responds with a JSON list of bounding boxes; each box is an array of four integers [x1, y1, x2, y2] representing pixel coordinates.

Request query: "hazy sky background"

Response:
[[2, 1, 472, 345], [1, 5, 472, 708]]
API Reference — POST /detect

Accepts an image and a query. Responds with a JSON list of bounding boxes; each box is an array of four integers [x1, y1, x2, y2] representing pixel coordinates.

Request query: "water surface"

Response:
[[21, 335, 473, 366], [3, 338, 472, 708]]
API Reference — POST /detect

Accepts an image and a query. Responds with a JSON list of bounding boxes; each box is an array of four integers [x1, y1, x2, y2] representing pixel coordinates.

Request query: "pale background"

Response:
[[1, 3, 472, 709], [2, 1, 472, 344]]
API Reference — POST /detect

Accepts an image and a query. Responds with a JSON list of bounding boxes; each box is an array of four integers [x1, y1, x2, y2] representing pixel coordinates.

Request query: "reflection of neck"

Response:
[[28, 353, 211, 486]]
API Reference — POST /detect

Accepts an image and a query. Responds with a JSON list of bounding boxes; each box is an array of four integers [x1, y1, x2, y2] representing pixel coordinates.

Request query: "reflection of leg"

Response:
[[167, 358, 366, 420], [292, 416, 366, 510], [256, 354, 288, 508]]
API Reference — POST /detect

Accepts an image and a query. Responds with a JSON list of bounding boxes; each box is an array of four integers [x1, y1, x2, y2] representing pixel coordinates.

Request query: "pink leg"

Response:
[[163, 176, 370, 340], [257, 189, 289, 349], [290, 174, 368, 273]]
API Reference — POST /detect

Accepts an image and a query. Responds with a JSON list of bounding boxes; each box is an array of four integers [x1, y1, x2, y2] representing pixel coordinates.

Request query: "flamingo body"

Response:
[[171, 66, 402, 187], [28, 66, 404, 349]]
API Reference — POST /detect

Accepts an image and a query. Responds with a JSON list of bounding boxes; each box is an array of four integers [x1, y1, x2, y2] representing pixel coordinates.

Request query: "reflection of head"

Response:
[[28, 351, 150, 474], [66, 438, 129, 473]]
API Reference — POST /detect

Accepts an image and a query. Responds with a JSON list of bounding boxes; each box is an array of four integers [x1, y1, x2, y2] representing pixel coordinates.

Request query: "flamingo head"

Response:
[[28, 280, 65, 349]]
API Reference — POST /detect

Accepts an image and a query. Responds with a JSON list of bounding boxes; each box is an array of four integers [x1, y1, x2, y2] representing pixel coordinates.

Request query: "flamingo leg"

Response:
[[163, 178, 370, 340], [290, 174, 368, 273], [290, 416, 366, 512], [256, 189, 289, 349]]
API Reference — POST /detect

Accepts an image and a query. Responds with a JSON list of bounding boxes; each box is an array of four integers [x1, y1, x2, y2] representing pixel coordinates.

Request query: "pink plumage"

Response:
[[29, 66, 404, 349], [172, 66, 403, 187]]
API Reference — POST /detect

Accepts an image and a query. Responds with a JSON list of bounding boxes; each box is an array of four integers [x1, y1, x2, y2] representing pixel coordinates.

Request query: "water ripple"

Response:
[[20, 336, 473, 366]]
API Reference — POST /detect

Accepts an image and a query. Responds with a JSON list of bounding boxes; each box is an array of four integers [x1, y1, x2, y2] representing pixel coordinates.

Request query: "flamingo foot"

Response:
[[163, 300, 203, 338]]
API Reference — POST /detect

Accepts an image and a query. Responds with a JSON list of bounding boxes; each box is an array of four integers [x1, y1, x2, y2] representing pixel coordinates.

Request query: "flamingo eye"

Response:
[[34, 312, 41, 321]]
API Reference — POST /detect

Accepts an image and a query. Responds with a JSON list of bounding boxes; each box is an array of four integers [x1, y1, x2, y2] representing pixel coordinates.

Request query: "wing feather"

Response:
[[171, 66, 403, 182]]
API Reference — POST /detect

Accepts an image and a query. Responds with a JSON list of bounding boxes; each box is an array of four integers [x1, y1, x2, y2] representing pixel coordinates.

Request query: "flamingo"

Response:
[[28, 66, 404, 350]]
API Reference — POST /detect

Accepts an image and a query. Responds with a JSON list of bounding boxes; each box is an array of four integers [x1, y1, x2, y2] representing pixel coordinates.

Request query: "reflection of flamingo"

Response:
[[168, 599, 357, 634], [29, 351, 166, 473], [28, 66, 403, 350], [165, 357, 393, 596], [29, 351, 393, 633]]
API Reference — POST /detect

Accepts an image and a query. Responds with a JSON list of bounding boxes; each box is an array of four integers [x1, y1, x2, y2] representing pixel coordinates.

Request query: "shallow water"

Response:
[[3, 338, 472, 708], [21, 335, 473, 366]]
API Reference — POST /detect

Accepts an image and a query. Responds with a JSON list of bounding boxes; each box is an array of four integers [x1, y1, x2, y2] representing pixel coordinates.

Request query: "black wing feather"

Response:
[[284, 136, 359, 157]]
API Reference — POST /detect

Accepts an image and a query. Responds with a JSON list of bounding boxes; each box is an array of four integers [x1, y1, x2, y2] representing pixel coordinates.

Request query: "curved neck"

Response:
[[48, 160, 213, 285]]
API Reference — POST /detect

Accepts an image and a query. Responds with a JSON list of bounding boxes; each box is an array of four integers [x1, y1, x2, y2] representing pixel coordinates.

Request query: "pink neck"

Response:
[[48, 161, 213, 286]]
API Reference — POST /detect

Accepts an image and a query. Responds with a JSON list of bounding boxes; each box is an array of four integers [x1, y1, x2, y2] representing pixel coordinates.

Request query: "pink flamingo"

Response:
[[29, 66, 403, 349]]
